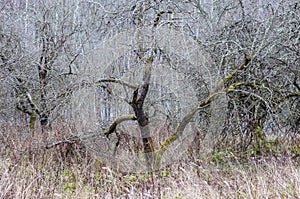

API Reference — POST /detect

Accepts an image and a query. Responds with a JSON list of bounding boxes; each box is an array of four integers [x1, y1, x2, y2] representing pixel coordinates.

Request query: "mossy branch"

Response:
[[213, 55, 251, 93], [159, 92, 216, 152], [159, 55, 252, 152], [104, 114, 137, 137]]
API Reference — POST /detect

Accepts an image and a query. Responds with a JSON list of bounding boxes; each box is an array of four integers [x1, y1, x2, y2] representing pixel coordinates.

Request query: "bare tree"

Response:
[[190, 0, 300, 151], [0, 0, 110, 128]]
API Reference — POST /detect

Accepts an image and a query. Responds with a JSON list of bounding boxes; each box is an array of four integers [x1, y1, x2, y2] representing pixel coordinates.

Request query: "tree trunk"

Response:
[[131, 55, 156, 171]]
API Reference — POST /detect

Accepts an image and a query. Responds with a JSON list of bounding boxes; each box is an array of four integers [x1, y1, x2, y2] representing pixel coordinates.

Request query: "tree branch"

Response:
[[96, 77, 138, 89], [159, 92, 216, 152], [104, 114, 137, 137], [159, 55, 252, 152]]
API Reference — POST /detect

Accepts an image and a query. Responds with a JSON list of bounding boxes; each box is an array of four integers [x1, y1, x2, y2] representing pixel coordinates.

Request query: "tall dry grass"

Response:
[[0, 124, 299, 198]]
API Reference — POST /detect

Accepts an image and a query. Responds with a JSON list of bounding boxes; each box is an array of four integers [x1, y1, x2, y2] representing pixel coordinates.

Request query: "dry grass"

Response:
[[0, 124, 299, 199]]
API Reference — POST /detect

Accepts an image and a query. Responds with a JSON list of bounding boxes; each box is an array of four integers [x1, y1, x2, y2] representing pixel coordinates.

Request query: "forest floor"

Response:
[[0, 124, 299, 199]]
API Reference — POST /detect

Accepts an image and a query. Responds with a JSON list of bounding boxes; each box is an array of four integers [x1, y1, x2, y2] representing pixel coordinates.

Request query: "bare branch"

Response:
[[96, 77, 138, 90]]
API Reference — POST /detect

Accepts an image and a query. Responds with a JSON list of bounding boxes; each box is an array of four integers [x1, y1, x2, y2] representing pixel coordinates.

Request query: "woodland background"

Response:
[[0, 0, 299, 198]]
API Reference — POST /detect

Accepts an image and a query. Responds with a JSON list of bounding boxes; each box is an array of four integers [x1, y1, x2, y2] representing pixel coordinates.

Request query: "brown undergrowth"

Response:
[[0, 124, 299, 198]]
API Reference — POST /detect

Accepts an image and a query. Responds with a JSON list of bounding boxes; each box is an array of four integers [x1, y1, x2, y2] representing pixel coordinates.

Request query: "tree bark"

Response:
[[131, 55, 156, 170]]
